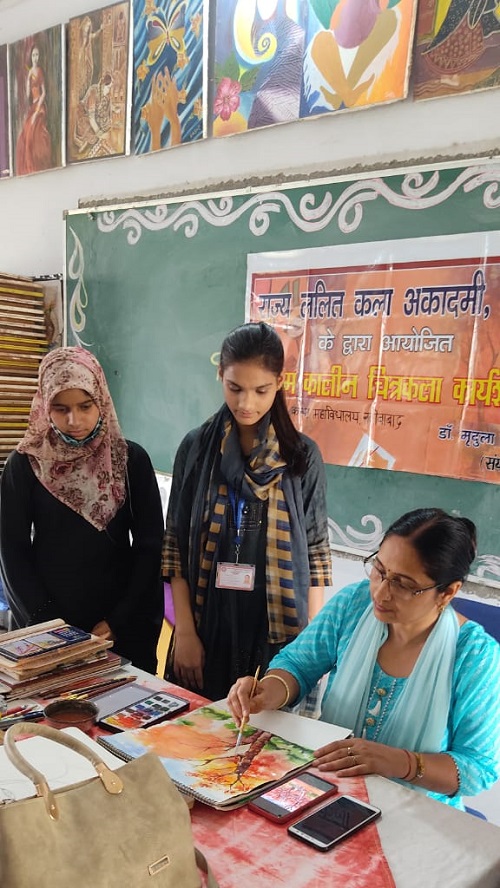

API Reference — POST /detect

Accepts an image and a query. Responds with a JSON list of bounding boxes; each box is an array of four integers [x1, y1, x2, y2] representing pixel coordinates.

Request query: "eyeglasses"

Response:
[[363, 553, 441, 601]]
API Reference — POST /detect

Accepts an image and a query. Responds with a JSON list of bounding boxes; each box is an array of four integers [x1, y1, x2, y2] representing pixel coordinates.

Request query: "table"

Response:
[[123, 670, 500, 888], [3, 674, 498, 887], [189, 772, 500, 888]]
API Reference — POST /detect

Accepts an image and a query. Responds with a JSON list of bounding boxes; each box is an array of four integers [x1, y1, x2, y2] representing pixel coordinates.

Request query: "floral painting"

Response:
[[413, 0, 500, 100], [0, 45, 10, 178], [102, 705, 314, 806], [67, 1, 130, 163], [213, 0, 417, 136], [9, 26, 64, 176], [213, 0, 308, 135], [133, 0, 206, 154]]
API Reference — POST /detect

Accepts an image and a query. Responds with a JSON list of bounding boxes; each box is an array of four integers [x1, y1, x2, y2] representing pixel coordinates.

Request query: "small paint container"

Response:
[[44, 699, 98, 734]]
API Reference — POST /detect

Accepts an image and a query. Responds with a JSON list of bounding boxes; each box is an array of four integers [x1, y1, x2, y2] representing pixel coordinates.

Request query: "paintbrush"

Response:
[[235, 665, 260, 749]]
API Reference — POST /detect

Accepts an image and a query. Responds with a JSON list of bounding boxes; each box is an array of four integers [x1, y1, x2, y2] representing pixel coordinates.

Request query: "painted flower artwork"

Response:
[[214, 77, 241, 120], [213, 0, 418, 136]]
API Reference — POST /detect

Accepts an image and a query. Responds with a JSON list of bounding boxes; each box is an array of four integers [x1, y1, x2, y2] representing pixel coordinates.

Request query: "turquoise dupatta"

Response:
[[321, 601, 459, 751]]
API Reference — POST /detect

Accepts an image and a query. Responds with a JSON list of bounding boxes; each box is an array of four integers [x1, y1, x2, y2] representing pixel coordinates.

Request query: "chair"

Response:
[[465, 807, 488, 821], [155, 582, 174, 677], [452, 597, 500, 643], [453, 595, 500, 822]]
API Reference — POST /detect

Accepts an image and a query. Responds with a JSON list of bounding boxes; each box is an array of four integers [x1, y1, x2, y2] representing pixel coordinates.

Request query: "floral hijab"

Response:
[[17, 347, 128, 530]]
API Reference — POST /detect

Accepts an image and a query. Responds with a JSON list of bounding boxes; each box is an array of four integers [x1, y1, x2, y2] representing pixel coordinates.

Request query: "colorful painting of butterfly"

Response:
[[133, 0, 206, 154], [144, 0, 189, 75]]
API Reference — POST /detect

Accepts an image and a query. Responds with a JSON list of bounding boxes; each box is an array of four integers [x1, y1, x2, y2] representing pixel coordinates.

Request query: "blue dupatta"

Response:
[[321, 601, 459, 751]]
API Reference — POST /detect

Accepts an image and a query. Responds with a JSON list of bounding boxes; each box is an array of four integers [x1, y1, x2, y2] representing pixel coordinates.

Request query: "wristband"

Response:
[[259, 674, 290, 708]]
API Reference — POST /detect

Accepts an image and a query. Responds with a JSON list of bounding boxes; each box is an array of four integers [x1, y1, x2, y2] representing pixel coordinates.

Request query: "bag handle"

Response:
[[6, 723, 221, 886], [4, 722, 123, 820], [194, 848, 220, 888]]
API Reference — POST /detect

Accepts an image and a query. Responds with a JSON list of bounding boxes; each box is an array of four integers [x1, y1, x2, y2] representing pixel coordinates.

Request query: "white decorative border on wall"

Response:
[[95, 165, 500, 244], [328, 517, 500, 583], [67, 227, 91, 347]]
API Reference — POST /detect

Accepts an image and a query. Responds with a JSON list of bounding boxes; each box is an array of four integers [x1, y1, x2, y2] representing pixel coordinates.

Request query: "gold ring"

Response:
[[354, 756, 360, 766], [347, 747, 353, 756]]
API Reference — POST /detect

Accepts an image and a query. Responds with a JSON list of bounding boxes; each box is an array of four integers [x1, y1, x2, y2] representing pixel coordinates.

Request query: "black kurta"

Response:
[[164, 420, 332, 699], [0, 441, 164, 673]]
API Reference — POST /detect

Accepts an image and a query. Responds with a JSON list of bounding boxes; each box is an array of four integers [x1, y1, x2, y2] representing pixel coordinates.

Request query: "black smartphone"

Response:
[[287, 795, 381, 850], [248, 772, 338, 824]]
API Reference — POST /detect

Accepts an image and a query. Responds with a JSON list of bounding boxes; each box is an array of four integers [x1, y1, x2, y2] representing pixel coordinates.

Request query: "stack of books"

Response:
[[0, 619, 124, 701]]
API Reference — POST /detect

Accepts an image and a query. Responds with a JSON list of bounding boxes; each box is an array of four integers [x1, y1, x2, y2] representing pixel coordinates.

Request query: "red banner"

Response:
[[249, 253, 500, 483]]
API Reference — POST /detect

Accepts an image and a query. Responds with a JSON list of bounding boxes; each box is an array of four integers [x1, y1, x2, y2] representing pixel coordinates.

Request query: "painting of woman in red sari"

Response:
[[9, 26, 64, 176], [15, 45, 52, 174]]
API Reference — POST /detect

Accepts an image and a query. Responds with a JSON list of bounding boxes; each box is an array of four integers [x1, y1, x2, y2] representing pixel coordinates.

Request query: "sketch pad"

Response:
[[98, 704, 320, 810]]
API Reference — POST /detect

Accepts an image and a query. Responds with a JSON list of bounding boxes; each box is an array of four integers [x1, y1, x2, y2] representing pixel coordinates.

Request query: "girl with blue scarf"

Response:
[[228, 509, 500, 808]]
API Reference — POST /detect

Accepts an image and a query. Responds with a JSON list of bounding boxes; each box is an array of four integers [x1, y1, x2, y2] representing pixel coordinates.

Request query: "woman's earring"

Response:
[[437, 601, 447, 614]]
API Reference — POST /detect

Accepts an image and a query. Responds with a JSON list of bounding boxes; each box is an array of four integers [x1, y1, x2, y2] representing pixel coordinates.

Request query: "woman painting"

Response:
[[228, 508, 500, 809], [162, 322, 332, 700], [16, 44, 52, 175], [0, 347, 164, 673]]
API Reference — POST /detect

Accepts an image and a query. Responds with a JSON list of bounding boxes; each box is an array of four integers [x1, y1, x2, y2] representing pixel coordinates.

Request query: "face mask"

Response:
[[50, 415, 103, 448]]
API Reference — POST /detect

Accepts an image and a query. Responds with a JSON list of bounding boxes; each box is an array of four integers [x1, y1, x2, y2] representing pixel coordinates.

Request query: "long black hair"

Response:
[[219, 322, 307, 474], [383, 508, 477, 587]]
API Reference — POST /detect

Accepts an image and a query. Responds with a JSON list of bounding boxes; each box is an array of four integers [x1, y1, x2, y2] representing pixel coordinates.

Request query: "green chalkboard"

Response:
[[65, 161, 500, 579]]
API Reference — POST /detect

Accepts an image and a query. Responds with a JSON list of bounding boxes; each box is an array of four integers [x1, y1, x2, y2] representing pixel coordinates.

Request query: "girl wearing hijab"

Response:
[[0, 347, 164, 673]]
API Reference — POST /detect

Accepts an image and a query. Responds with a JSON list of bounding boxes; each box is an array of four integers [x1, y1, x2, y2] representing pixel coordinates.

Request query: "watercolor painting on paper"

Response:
[[100, 705, 314, 807]]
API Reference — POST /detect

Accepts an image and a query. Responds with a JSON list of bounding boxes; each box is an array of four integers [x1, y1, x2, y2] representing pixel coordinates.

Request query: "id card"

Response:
[[216, 562, 255, 590]]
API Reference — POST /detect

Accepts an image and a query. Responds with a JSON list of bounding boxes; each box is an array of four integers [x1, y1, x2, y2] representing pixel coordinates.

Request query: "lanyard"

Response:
[[228, 488, 245, 564]]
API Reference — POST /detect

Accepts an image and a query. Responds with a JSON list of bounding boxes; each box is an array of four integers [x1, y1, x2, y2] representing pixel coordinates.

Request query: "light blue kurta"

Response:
[[270, 581, 500, 808]]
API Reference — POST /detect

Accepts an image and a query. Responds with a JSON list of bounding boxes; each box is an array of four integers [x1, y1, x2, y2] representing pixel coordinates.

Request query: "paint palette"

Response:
[[98, 691, 189, 732]]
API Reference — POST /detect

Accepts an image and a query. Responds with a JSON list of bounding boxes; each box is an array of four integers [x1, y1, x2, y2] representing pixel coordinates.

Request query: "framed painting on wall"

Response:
[[0, 44, 10, 178], [133, 0, 207, 154], [8, 26, 64, 176], [413, 0, 500, 100], [67, 1, 131, 163], [213, 0, 418, 136]]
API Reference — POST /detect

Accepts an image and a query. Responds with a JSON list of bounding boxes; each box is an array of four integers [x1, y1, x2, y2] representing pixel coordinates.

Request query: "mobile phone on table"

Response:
[[248, 772, 338, 824], [287, 795, 381, 850]]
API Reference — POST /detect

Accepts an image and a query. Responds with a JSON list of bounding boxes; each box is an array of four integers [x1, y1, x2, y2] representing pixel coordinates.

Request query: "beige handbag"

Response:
[[0, 722, 218, 888]]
